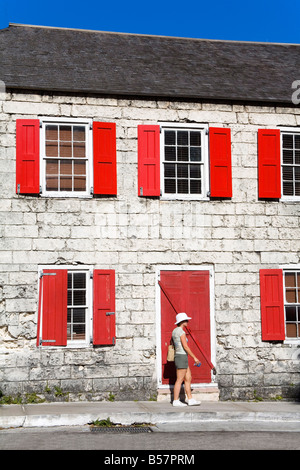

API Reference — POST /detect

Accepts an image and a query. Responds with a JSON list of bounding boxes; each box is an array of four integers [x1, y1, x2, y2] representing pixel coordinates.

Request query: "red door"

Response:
[[160, 270, 211, 384]]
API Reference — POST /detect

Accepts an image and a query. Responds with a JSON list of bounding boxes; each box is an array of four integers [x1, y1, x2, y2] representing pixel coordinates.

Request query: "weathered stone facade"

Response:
[[0, 90, 300, 402]]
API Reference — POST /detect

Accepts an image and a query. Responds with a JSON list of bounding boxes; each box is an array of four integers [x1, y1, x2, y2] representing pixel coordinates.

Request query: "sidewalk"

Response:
[[1, 400, 300, 432]]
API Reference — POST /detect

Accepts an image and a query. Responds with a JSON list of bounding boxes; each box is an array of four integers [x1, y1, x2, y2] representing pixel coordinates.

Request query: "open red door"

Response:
[[160, 270, 211, 385]]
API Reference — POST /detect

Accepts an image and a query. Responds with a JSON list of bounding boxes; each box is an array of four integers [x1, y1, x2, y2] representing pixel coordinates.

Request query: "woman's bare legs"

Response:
[[183, 367, 192, 400], [173, 368, 187, 401]]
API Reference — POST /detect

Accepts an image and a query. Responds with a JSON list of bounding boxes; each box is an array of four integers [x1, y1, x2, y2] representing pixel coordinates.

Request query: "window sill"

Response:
[[284, 338, 300, 345], [160, 195, 210, 202]]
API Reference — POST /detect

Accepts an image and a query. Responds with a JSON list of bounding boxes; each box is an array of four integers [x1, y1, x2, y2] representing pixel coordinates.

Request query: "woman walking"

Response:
[[172, 312, 201, 407]]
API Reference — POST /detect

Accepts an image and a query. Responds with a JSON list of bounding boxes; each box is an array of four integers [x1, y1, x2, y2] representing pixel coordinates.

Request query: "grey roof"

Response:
[[0, 23, 300, 104]]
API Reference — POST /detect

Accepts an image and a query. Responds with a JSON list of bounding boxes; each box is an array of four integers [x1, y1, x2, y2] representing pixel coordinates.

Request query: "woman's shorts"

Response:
[[174, 354, 188, 369]]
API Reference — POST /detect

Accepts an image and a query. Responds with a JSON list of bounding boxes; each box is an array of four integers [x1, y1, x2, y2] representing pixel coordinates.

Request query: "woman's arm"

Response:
[[180, 333, 200, 364]]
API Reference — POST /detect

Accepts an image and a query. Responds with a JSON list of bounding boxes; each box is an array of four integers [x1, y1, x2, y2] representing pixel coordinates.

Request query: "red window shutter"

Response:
[[93, 122, 117, 195], [93, 270, 116, 345], [138, 125, 160, 196], [260, 269, 285, 341], [258, 129, 281, 199], [16, 119, 40, 194], [209, 127, 232, 198], [39, 270, 68, 347]]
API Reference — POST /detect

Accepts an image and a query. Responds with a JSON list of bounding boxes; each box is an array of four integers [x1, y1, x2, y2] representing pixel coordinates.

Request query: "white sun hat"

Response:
[[175, 312, 192, 324]]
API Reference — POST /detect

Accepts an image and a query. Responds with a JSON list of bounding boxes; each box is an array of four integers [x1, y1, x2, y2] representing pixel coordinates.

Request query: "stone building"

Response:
[[0, 23, 299, 402]]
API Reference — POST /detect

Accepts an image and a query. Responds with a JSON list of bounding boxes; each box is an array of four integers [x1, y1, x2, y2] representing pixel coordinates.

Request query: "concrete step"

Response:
[[157, 385, 220, 403]]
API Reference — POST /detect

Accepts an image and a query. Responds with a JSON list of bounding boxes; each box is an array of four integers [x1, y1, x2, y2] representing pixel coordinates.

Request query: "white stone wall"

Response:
[[0, 91, 300, 401]]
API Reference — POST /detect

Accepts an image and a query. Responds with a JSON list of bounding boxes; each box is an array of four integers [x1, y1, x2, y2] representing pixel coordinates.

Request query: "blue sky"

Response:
[[1, 0, 300, 44]]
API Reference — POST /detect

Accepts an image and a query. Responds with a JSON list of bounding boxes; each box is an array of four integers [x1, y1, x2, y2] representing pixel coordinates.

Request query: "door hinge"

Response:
[[39, 339, 56, 345], [140, 187, 143, 196], [40, 272, 57, 278]]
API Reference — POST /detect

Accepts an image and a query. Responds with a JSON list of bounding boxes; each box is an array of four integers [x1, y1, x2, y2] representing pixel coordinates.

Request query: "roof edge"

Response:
[[7, 22, 300, 47]]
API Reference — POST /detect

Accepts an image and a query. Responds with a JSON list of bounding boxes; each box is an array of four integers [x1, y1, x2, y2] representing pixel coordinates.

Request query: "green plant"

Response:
[[25, 393, 45, 404], [91, 418, 114, 427], [253, 390, 263, 402], [54, 386, 67, 397], [108, 392, 115, 402]]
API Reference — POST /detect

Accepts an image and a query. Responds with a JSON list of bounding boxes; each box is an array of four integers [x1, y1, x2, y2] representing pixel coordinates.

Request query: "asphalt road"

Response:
[[1, 426, 300, 451]]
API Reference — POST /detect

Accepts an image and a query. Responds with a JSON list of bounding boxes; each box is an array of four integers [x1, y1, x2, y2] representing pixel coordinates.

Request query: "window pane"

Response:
[[60, 141, 72, 158], [177, 164, 188, 178], [73, 142, 86, 158], [60, 125, 72, 141], [190, 147, 201, 161], [190, 180, 201, 194], [178, 179, 188, 193], [164, 164, 175, 178], [283, 150, 293, 164], [74, 177, 86, 191], [285, 272, 296, 287], [165, 147, 176, 161], [190, 164, 201, 179], [286, 323, 297, 338], [46, 142, 58, 157], [73, 273, 86, 289], [61, 160, 72, 175], [177, 147, 188, 161], [190, 131, 201, 146], [73, 126, 85, 142], [165, 131, 175, 145], [286, 289, 297, 303], [60, 176, 72, 191], [165, 179, 176, 193], [73, 290, 86, 305], [286, 306, 297, 321], [74, 161, 86, 175], [283, 166, 293, 181], [73, 308, 85, 323], [177, 131, 188, 146], [282, 134, 293, 149], [283, 181, 293, 196], [46, 176, 58, 191], [46, 125, 58, 141]]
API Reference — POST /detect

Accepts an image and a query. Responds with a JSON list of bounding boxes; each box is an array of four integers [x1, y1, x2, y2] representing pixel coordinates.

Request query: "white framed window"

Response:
[[38, 265, 92, 348], [160, 123, 209, 200], [281, 129, 300, 201], [67, 270, 91, 345], [40, 118, 93, 197], [37, 265, 116, 348], [283, 269, 300, 340]]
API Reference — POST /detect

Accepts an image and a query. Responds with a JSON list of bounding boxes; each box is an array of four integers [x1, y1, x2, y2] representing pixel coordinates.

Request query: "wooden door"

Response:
[[160, 270, 211, 384]]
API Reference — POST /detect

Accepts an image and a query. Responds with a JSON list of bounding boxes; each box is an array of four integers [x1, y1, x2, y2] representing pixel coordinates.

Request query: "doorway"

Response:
[[158, 268, 214, 387]]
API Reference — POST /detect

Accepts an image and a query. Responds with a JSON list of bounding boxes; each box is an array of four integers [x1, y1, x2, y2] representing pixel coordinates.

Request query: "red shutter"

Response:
[[93, 270, 115, 345], [258, 129, 281, 199], [93, 122, 117, 195], [209, 127, 232, 198], [138, 125, 160, 196], [39, 270, 68, 347], [16, 119, 40, 194], [260, 269, 285, 341]]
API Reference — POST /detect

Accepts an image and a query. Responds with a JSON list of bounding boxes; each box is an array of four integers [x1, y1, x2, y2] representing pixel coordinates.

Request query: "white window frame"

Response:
[[159, 123, 209, 200], [40, 117, 93, 198], [280, 127, 300, 202], [38, 265, 93, 348], [281, 265, 300, 344]]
